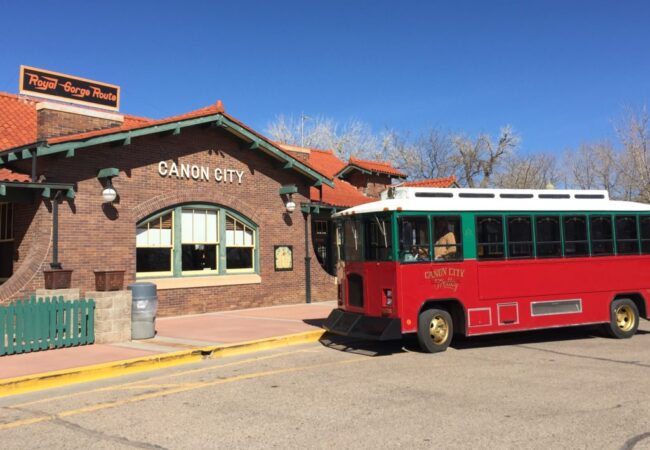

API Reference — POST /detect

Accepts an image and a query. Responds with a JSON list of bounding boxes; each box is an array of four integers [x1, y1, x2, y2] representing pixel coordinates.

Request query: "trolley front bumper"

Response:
[[323, 309, 402, 341]]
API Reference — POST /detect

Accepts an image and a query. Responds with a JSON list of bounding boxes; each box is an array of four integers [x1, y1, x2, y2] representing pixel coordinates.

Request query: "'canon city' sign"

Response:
[[158, 161, 245, 184]]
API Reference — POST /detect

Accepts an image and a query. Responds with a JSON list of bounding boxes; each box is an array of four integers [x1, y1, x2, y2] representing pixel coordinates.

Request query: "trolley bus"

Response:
[[323, 187, 650, 353]]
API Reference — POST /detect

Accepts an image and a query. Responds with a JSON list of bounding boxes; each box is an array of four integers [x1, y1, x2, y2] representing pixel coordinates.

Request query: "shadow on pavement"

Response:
[[318, 326, 649, 355]]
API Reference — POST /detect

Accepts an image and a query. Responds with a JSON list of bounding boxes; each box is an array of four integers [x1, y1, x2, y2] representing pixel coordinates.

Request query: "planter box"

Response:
[[43, 269, 73, 290], [94, 270, 125, 291]]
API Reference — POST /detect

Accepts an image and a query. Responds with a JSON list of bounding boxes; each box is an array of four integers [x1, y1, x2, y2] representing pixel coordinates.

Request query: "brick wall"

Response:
[[37, 108, 122, 140], [346, 171, 393, 198], [2, 125, 336, 315]]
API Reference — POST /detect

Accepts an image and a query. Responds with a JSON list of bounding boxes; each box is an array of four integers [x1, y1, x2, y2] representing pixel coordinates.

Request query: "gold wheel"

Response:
[[429, 314, 450, 345], [615, 305, 636, 332]]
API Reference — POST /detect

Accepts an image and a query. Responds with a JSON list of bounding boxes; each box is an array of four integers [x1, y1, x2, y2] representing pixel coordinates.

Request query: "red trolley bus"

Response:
[[323, 187, 650, 353]]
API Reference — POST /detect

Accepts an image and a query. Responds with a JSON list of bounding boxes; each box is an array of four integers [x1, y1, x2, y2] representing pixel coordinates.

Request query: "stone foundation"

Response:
[[88, 290, 132, 344]]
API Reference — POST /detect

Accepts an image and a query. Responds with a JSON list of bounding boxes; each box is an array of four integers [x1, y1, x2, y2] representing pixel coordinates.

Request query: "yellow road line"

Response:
[[8, 348, 317, 409], [0, 329, 326, 399], [0, 357, 363, 432]]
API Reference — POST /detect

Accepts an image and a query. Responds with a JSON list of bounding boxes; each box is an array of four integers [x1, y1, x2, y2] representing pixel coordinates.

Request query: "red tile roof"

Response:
[[0, 167, 31, 183], [399, 176, 457, 188], [345, 157, 407, 178], [47, 101, 223, 144], [309, 179, 374, 208], [304, 148, 347, 178], [0, 91, 154, 151], [0, 93, 38, 151]]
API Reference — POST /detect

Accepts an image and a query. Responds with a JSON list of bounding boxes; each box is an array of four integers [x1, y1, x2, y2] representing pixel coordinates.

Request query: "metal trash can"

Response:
[[128, 282, 158, 339]]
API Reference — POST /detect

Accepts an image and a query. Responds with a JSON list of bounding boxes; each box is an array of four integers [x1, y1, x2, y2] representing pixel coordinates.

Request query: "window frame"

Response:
[[614, 215, 640, 255], [398, 214, 432, 263], [535, 215, 563, 258], [180, 208, 220, 276], [225, 213, 256, 273], [506, 216, 535, 259], [136, 210, 175, 277], [640, 215, 650, 254], [136, 204, 258, 279], [589, 215, 614, 256], [476, 215, 506, 260], [431, 215, 463, 262]]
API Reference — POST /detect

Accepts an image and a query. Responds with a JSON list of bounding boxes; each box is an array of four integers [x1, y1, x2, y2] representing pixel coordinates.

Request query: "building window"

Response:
[[181, 208, 219, 274], [315, 220, 328, 235], [136, 211, 173, 275], [0, 203, 14, 282], [136, 205, 257, 278], [225, 214, 255, 271]]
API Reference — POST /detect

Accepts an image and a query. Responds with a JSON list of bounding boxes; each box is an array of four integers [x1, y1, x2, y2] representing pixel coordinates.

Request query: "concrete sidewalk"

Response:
[[0, 301, 335, 380]]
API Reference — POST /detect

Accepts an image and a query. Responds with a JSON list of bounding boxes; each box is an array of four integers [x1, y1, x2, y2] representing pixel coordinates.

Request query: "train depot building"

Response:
[[0, 67, 453, 316]]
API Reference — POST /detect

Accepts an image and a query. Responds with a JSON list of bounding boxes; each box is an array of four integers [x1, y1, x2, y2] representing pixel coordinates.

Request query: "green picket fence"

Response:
[[0, 296, 95, 356]]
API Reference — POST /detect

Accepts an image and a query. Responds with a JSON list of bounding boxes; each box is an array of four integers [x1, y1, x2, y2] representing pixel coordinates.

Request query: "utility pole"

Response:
[[300, 112, 310, 148]]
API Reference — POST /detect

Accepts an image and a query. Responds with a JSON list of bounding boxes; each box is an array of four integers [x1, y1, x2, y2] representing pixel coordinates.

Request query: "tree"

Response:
[[495, 153, 558, 189], [452, 125, 520, 188], [563, 141, 622, 196], [384, 129, 458, 180], [616, 106, 650, 202], [265, 114, 379, 159]]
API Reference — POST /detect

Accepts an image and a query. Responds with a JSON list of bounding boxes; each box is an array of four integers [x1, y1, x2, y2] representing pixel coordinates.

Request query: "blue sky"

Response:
[[1, 0, 648, 154]]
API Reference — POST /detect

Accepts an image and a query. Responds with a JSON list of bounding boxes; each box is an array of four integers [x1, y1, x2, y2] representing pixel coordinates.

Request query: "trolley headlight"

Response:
[[384, 289, 393, 306]]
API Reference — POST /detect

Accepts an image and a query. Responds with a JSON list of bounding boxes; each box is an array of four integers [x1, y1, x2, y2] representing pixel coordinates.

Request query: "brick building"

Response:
[[0, 85, 453, 316]]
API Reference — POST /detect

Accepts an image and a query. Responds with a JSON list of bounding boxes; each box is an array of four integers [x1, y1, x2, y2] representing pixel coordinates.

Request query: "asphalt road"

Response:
[[1, 322, 650, 450]]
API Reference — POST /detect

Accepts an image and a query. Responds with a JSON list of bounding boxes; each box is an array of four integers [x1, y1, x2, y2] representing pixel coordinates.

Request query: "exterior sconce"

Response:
[[102, 184, 117, 203], [279, 184, 298, 213], [97, 167, 120, 204], [285, 195, 296, 213]]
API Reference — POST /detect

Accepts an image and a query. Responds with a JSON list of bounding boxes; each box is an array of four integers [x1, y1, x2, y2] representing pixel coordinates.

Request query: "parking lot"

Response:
[[1, 322, 649, 450]]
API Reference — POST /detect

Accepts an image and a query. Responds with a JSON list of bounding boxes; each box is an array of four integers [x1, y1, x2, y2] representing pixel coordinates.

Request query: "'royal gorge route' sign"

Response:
[[19, 66, 120, 110]]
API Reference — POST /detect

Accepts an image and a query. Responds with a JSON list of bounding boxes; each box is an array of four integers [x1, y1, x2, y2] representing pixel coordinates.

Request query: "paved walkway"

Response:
[[0, 301, 335, 380]]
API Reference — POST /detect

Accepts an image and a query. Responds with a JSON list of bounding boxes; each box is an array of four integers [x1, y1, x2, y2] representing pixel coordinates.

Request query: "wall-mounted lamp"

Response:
[[102, 183, 117, 203], [285, 195, 296, 213], [97, 167, 120, 204], [279, 184, 298, 213]]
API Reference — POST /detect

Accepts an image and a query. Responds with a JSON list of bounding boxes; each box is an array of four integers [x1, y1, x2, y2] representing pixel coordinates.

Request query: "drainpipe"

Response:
[[50, 191, 62, 269], [304, 209, 311, 304]]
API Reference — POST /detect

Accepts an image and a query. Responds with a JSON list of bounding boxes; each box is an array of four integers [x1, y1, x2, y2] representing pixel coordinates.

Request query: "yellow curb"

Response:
[[0, 329, 326, 398]]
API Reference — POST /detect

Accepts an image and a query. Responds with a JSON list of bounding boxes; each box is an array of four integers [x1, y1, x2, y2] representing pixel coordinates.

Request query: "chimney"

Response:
[[36, 101, 124, 140]]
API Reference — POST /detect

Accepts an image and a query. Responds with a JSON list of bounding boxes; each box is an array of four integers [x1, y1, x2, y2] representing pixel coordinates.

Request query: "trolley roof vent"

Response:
[[414, 192, 454, 198]]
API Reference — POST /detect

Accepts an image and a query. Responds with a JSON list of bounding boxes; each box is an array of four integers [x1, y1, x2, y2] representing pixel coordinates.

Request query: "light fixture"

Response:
[[285, 197, 296, 213], [97, 168, 120, 204], [102, 186, 117, 203]]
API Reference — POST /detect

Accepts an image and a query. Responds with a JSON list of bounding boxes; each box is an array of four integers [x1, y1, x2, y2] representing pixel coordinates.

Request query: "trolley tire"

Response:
[[417, 308, 453, 353], [605, 298, 639, 339]]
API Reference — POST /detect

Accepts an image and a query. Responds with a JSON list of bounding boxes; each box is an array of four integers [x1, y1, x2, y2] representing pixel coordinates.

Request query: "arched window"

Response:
[[136, 205, 258, 278]]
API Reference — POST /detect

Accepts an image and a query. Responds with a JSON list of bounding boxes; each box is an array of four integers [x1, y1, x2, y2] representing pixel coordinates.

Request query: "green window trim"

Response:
[[136, 204, 259, 278]]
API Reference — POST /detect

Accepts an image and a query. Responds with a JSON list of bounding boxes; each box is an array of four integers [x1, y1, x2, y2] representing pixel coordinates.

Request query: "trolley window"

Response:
[[342, 220, 363, 262], [615, 216, 639, 255], [432, 216, 462, 261], [641, 216, 650, 254], [536, 216, 562, 258], [590, 216, 614, 256], [507, 216, 534, 258], [365, 215, 393, 261], [563, 216, 589, 257], [399, 216, 430, 262], [476, 216, 504, 260]]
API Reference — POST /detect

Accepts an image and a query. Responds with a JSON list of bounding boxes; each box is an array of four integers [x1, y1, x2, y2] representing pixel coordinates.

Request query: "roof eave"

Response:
[[0, 113, 334, 188]]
